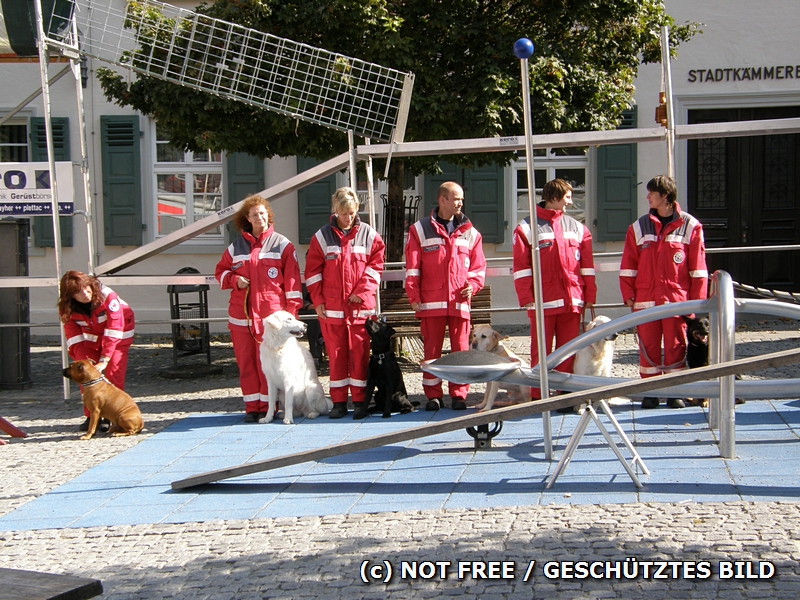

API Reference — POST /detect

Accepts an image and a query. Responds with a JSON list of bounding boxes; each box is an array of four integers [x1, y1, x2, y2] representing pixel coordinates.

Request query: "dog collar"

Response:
[[376, 351, 393, 365], [82, 376, 107, 387]]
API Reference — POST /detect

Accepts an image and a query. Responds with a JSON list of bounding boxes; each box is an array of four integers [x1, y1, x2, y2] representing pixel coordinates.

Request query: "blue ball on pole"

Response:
[[513, 38, 534, 60]]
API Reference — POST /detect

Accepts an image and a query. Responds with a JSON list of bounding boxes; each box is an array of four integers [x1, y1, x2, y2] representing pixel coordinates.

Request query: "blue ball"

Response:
[[513, 38, 534, 60]]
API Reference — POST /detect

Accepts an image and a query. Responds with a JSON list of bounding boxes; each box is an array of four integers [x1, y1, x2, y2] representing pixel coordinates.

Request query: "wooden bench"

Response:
[[378, 285, 492, 338]]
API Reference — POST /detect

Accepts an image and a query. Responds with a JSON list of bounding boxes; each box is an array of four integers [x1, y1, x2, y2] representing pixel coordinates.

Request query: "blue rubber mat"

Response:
[[2, 399, 799, 531]]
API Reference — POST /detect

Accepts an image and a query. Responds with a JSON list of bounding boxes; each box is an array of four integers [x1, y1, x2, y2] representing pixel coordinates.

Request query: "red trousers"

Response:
[[528, 311, 580, 399], [636, 314, 687, 378], [231, 327, 270, 413], [71, 343, 131, 417], [320, 320, 370, 405], [420, 316, 471, 400]]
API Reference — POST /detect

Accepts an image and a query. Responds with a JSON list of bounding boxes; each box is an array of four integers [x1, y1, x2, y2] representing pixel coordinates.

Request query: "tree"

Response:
[[97, 0, 700, 261]]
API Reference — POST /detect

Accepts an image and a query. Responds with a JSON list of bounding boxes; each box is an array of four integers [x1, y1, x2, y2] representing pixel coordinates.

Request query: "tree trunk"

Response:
[[384, 159, 406, 287]]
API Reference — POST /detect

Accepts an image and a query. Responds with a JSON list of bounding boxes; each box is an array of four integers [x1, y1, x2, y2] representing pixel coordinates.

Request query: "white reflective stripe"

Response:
[[420, 237, 443, 248], [365, 267, 381, 283], [422, 377, 442, 386], [639, 234, 657, 244], [640, 366, 661, 375], [350, 378, 367, 388], [231, 253, 250, 263], [218, 270, 231, 285], [325, 310, 346, 319], [634, 301, 656, 310], [543, 299, 564, 309], [619, 269, 638, 277], [454, 238, 469, 248], [514, 269, 532, 280], [580, 268, 595, 276], [573, 298, 585, 307], [66, 334, 84, 348], [406, 269, 421, 277], [104, 328, 125, 339], [539, 231, 555, 241], [690, 270, 709, 278], [305, 273, 323, 286], [259, 251, 283, 260], [562, 230, 581, 242], [351, 246, 367, 255], [467, 270, 485, 279], [419, 302, 448, 311], [97, 314, 107, 323], [242, 392, 260, 402], [83, 333, 98, 343], [229, 317, 249, 326], [285, 291, 303, 299], [665, 367, 686, 374], [75, 320, 89, 326], [357, 309, 376, 318], [325, 246, 341, 254], [330, 378, 349, 388], [454, 302, 471, 313]]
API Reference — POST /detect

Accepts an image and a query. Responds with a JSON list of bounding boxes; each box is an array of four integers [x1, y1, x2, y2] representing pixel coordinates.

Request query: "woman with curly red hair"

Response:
[[58, 270, 135, 430]]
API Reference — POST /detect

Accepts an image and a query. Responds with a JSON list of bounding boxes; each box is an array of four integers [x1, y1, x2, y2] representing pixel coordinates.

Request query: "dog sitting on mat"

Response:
[[259, 311, 332, 424], [359, 319, 416, 419], [470, 324, 531, 412], [683, 315, 744, 407], [570, 315, 622, 414]]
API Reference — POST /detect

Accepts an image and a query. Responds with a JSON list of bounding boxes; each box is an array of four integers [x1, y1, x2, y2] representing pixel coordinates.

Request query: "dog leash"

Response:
[[580, 306, 596, 333], [243, 286, 257, 341]]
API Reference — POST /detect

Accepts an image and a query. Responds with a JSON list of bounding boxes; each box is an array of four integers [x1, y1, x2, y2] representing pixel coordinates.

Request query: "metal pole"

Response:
[[34, 0, 70, 401], [70, 43, 96, 274], [660, 26, 676, 179], [714, 271, 737, 458], [515, 38, 552, 459], [364, 138, 381, 314], [347, 130, 358, 189]]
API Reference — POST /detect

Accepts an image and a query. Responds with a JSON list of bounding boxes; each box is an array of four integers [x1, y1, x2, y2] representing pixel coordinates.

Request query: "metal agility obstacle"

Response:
[[172, 271, 800, 490]]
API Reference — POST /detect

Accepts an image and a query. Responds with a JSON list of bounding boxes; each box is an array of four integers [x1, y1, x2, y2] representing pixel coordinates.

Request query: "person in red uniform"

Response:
[[619, 175, 709, 409], [305, 187, 385, 419], [216, 195, 303, 421], [512, 179, 596, 400], [405, 181, 486, 411], [57, 270, 135, 431]]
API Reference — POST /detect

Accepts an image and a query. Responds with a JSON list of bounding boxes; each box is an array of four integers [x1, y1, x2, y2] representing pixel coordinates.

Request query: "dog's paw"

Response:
[[282, 417, 294, 425], [258, 415, 273, 424], [79, 434, 92, 441], [306, 412, 319, 419]]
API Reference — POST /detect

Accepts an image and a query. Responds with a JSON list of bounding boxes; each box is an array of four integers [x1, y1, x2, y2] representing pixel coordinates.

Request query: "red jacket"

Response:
[[513, 205, 597, 315], [64, 286, 135, 360], [404, 209, 486, 319], [619, 203, 708, 308], [305, 215, 385, 324], [215, 226, 303, 338]]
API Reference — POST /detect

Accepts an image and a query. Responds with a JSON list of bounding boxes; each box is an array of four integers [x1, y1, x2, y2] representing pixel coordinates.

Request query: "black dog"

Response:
[[683, 315, 743, 406], [358, 319, 416, 419]]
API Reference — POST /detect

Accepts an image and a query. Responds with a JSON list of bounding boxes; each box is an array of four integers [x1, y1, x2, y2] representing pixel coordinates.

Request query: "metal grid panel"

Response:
[[48, 0, 413, 142]]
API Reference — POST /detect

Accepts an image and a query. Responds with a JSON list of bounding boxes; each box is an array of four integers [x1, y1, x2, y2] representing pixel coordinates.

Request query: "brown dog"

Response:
[[62, 359, 144, 440]]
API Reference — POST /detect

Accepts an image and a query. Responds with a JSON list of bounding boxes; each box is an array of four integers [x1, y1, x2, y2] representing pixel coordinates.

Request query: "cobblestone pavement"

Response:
[[1, 320, 799, 598]]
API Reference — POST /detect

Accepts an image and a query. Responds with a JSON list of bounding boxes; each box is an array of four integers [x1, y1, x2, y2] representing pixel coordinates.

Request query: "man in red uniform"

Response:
[[512, 179, 596, 399], [305, 187, 385, 419], [405, 181, 486, 411], [619, 175, 708, 409]]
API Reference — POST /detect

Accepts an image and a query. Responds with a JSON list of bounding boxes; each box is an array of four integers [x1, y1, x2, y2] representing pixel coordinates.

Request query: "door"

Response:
[[687, 106, 800, 292]]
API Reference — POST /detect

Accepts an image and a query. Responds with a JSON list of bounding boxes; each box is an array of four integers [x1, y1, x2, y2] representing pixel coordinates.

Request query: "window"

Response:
[[0, 123, 28, 162], [512, 147, 588, 225], [153, 122, 223, 239]]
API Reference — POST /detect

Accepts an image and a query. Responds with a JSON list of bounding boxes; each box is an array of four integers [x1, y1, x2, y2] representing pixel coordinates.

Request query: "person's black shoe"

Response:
[[425, 398, 441, 411], [451, 399, 467, 411], [641, 397, 660, 409], [257, 412, 267, 420], [352, 402, 368, 420], [667, 398, 685, 409], [79, 418, 90, 432], [98, 418, 111, 433], [329, 404, 348, 419], [244, 412, 259, 423]]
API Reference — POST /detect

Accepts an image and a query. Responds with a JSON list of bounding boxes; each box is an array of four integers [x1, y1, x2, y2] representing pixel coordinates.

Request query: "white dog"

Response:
[[572, 315, 624, 413], [470, 324, 532, 412], [259, 311, 332, 424]]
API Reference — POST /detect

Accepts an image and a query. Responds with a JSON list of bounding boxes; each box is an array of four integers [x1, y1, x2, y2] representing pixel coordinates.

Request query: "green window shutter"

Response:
[[423, 161, 504, 243], [297, 156, 336, 244], [596, 107, 638, 242], [101, 116, 142, 246], [226, 152, 265, 241], [30, 117, 72, 247]]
